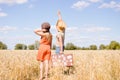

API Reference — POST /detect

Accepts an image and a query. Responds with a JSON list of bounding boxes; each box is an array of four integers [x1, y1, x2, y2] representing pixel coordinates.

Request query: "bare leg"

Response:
[[40, 61, 43, 80], [44, 60, 49, 79], [49, 58, 53, 68]]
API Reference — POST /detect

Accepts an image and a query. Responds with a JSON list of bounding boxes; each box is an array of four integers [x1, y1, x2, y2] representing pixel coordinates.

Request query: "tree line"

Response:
[[0, 40, 120, 50]]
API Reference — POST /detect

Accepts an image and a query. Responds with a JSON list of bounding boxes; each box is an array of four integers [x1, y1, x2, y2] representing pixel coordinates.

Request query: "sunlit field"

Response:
[[0, 50, 120, 80]]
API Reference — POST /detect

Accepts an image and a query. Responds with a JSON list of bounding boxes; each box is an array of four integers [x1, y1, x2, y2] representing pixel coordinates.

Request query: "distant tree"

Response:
[[28, 40, 40, 50], [81, 47, 89, 50], [105, 45, 110, 50], [28, 44, 35, 50], [81, 47, 86, 50], [109, 41, 120, 50], [65, 43, 77, 50], [116, 46, 120, 50], [76, 46, 82, 50], [89, 45, 97, 50], [0, 41, 7, 50], [52, 44, 56, 50], [85, 47, 89, 50], [15, 44, 27, 50], [99, 44, 106, 50], [34, 40, 39, 50]]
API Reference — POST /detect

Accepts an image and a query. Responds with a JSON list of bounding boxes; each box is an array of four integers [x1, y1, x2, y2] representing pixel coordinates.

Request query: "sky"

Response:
[[0, 0, 120, 49]]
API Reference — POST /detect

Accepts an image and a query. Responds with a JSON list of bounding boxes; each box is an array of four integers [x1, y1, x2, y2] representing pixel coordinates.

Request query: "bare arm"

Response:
[[34, 28, 46, 36], [57, 10, 62, 20]]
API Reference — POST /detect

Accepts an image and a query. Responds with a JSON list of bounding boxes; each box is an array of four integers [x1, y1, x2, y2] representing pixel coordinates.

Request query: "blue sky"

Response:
[[0, 0, 120, 49]]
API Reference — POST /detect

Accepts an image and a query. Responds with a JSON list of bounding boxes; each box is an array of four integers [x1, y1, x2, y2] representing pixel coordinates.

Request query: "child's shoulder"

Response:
[[44, 32, 52, 37]]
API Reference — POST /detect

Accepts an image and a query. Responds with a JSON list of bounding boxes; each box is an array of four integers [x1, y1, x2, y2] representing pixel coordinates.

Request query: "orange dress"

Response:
[[37, 35, 52, 61]]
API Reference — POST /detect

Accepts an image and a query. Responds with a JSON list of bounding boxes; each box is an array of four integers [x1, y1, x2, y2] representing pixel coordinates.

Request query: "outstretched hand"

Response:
[[57, 10, 62, 20], [57, 10, 61, 16]]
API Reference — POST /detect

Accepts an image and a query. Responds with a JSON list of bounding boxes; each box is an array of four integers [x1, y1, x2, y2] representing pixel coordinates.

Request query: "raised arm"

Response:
[[34, 28, 46, 36], [57, 10, 62, 20]]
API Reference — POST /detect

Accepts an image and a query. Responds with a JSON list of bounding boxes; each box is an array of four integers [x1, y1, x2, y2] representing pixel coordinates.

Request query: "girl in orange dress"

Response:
[[34, 22, 52, 80]]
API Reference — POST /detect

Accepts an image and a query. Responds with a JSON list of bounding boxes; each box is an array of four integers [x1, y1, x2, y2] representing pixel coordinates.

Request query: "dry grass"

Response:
[[0, 50, 120, 80]]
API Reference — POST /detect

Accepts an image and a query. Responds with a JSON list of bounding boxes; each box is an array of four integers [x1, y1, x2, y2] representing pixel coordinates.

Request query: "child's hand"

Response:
[[57, 10, 62, 20], [57, 10, 61, 16], [42, 29, 47, 32]]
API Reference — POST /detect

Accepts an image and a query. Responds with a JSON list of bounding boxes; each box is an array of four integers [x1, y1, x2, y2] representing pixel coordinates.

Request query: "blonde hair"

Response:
[[56, 20, 66, 32]]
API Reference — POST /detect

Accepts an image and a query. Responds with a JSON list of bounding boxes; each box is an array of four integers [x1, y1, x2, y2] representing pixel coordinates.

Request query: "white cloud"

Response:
[[66, 25, 111, 33], [63, 25, 112, 47], [0, 0, 28, 5], [16, 0, 28, 4], [82, 27, 111, 32], [99, 1, 120, 11], [71, 0, 102, 10], [89, 0, 101, 3], [0, 26, 17, 33], [66, 27, 78, 32], [63, 25, 111, 47], [71, 0, 120, 11], [0, 12, 8, 17], [71, 1, 90, 9]]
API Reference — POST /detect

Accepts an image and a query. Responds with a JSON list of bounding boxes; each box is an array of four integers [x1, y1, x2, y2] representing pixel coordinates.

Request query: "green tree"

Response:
[[34, 40, 39, 50], [15, 44, 27, 50], [0, 41, 7, 50], [81, 47, 89, 50], [99, 44, 106, 50], [28, 40, 40, 50], [116, 46, 120, 50], [109, 41, 120, 50], [76, 46, 82, 50], [105, 45, 110, 50], [65, 43, 77, 50], [28, 44, 35, 50], [89, 45, 97, 50]]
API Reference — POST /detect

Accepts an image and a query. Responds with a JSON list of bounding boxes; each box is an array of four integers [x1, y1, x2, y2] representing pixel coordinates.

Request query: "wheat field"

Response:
[[0, 50, 120, 80]]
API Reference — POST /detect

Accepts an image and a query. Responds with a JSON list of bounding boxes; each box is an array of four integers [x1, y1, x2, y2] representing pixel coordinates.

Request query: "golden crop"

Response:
[[0, 50, 120, 80]]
